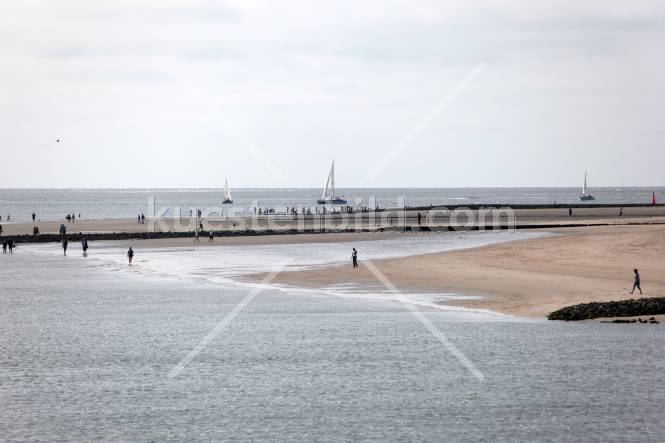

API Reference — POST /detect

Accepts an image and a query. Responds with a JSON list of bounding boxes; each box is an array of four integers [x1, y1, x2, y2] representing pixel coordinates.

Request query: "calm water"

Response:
[[2, 237, 665, 441], [0, 187, 663, 222]]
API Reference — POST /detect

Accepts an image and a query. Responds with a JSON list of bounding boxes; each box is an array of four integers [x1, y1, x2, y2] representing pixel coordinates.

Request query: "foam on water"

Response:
[[24, 230, 552, 315]]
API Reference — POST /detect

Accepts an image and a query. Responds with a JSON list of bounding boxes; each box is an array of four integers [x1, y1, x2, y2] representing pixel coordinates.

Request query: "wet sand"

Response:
[[5, 211, 665, 319], [242, 225, 665, 318]]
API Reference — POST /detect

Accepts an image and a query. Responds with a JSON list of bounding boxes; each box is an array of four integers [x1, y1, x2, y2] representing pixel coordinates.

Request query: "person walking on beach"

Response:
[[8, 240, 14, 254], [208, 231, 214, 242], [81, 238, 89, 256], [127, 246, 134, 264], [62, 239, 68, 256], [630, 269, 642, 295], [417, 212, 422, 227], [352, 248, 358, 268], [568, 208, 573, 217], [32, 212, 36, 222], [194, 229, 200, 243], [2, 240, 6, 254]]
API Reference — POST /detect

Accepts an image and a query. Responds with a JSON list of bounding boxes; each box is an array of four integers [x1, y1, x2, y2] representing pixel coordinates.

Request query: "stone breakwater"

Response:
[[4, 219, 665, 245], [0, 228, 383, 244], [548, 297, 665, 321]]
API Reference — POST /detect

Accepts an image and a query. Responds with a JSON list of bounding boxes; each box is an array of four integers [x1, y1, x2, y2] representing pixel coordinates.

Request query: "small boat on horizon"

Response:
[[222, 178, 233, 204], [317, 159, 347, 205], [579, 171, 595, 201]]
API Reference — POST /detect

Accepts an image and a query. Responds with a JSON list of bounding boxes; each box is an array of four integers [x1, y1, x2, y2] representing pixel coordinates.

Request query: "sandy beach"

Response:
[[5, 210, 665, 319], [242, 224, 665, 318], [3, 205, 665, 237]]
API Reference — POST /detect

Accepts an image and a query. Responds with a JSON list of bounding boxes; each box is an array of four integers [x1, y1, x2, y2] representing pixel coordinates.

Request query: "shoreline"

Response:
[[239, 224, 665, 319], [6, 219, 665, 244], [6, 214, 665, 321], [2, 202, 665, 243]]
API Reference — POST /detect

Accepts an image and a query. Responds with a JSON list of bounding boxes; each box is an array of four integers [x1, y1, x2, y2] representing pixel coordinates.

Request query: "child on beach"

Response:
[[630, 269, 642, 295]]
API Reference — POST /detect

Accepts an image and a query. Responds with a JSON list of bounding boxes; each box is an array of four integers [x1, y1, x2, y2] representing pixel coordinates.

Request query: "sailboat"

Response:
[[317, 159, 347, 205], [579, 171, 595, 201], [222, 178, 233, 204]]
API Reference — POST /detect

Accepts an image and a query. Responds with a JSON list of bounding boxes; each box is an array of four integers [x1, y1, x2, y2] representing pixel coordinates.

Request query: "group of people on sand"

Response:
[[193, 229, 215, 243], [137, 213, 146, 224], [65, 213, 81, 223], [253, 206, 377, 217]]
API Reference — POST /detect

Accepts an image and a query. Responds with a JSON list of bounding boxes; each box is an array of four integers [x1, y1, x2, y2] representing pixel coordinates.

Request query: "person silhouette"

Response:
[[630, 269, 642, 295]]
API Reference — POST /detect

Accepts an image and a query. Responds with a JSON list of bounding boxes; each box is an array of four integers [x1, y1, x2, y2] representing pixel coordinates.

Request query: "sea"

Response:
[[2, 227, 665, 441], [0, 187, 663, 222]]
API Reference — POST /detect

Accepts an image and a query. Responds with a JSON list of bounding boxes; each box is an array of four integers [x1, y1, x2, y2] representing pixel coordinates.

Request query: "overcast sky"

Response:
[[1, 0, 664, 188]]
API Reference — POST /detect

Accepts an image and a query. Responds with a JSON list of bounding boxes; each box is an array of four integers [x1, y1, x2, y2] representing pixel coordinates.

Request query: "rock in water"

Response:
[[548, 297, 665, 321]]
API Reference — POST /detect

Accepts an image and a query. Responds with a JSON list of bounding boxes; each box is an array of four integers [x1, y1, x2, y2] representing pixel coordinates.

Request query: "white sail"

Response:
[[224, 178, 232, 201], [579, 170, 595, 200], [582, 171, 587, 195], [321, 165, 332, 200], [318, 159, 346, 204], [331, 159, 335, 198]]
